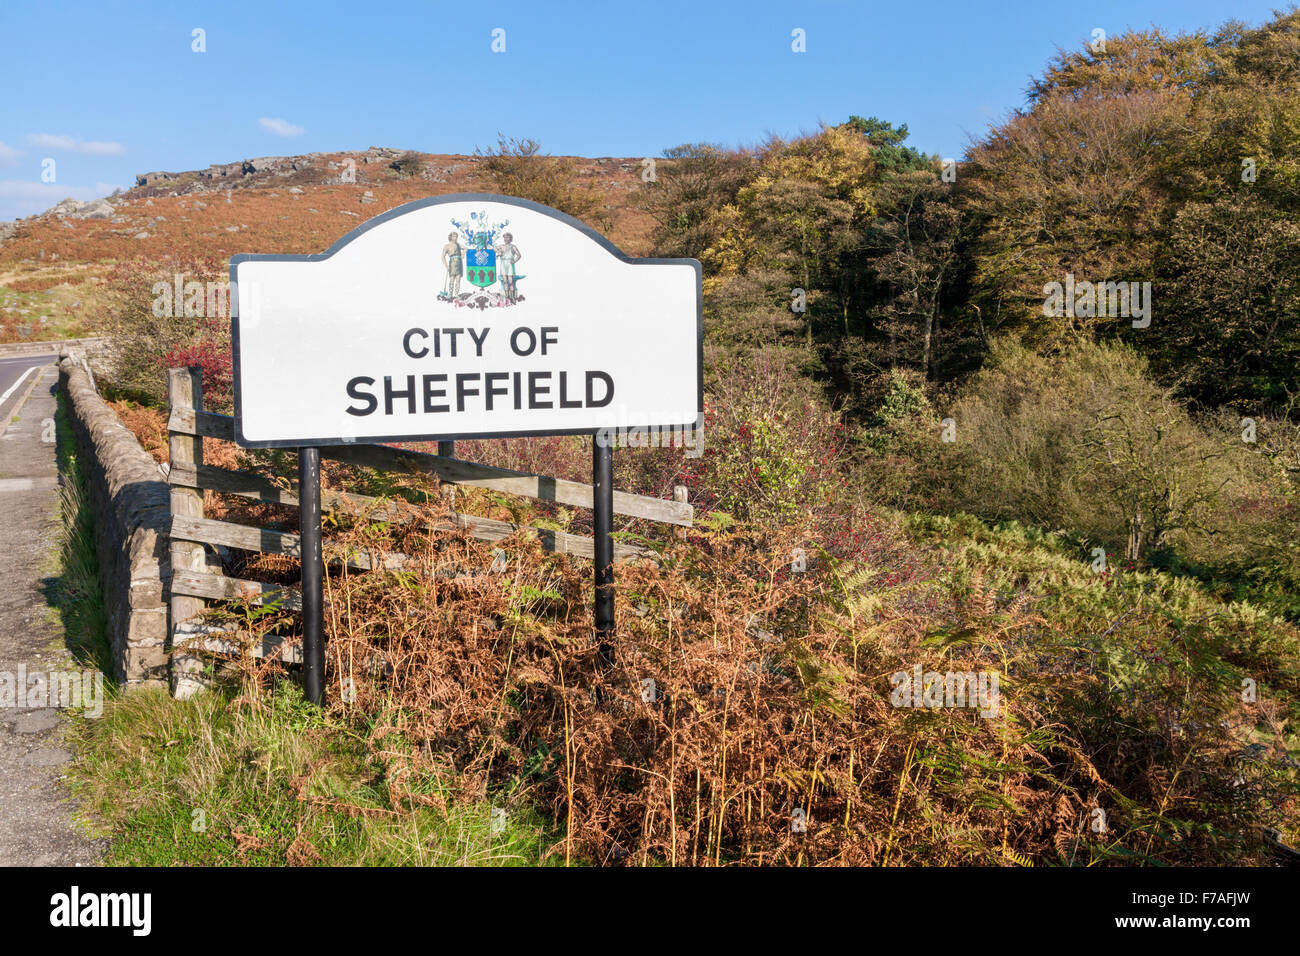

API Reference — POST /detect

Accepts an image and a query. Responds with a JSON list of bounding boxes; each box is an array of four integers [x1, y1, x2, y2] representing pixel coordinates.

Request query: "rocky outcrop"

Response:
[[362, 146, 402, 163], [247, 156, 287, 172], [201, 161, 248, 179], [128, 148, 417, 198], [36, 196, 120, 220], [135, 171, 183, 187], [135, 154, 320, 194]]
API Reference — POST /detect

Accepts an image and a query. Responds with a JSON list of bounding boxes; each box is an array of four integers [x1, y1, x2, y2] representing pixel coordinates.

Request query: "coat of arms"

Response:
[[438, 211, 524, 309]]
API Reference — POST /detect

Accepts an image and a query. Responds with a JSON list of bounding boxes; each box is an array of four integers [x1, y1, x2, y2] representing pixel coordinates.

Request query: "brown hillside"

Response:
[[0, 147, 655, 341], [0, 149, 654, 267]]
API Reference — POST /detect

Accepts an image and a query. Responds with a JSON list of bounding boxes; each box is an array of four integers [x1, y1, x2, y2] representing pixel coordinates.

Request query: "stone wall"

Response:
[[0, 339, 114, 379], [58, 353, 170, 687]]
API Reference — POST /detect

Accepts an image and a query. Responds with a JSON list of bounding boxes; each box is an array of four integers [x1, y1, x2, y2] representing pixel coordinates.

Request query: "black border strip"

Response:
[[229, 192, 704, 449]]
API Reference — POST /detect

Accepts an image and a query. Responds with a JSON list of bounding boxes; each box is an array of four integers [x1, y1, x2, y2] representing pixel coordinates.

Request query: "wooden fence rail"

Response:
[[165, 370, 692, 693], [166, 406, 693, 526]]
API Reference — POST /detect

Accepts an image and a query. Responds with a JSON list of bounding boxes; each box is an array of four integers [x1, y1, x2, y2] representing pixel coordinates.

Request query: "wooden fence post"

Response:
[[437, 440, 456, 511], [169, 367, 207, 698], [674, 485, 689, 541]]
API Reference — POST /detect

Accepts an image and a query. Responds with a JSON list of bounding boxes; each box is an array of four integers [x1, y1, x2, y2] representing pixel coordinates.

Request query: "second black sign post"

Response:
[[593, 433, 616, 670], [299, 447, 325, 706], [296, 435, 619, 705]]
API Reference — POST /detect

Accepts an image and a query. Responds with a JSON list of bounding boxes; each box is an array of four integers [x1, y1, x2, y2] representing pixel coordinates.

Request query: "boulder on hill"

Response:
[[48, 197, 85, 217], [72, 198, 115, 220], [363, 146, 402, 163], [135, 170, 184, 187], [247, 156, 288, 173], [202, 162, 247, 179]]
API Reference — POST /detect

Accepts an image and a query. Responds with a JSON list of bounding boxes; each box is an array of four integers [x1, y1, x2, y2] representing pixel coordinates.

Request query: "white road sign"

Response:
[[231, 194, 702, 448]]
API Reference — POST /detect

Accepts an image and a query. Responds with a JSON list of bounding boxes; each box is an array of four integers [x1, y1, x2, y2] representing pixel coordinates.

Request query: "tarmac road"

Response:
[[0, 358, 105, 865], [0, 356, 57, 425]]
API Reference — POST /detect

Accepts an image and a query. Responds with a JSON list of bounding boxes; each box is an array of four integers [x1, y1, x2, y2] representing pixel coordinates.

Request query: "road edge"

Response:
[[0, 361, 52, 443]]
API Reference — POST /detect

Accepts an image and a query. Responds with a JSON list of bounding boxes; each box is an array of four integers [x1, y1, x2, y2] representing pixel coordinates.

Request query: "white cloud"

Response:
[[0, 141, 22, 166], [25, 133, 126, 156], [0, 180, 125, 221], [79, 141, 126, 156], [26, 133, 77, 150], [259, 117, 306, 137]]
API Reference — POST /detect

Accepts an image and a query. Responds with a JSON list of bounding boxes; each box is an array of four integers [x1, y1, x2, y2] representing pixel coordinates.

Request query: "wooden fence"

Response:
[[164, 367, 693, 695]]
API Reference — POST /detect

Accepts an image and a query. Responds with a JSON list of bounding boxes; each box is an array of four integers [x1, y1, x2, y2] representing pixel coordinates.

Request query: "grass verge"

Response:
[[44, 386, 112, 673], [53, 387, 555, 865], [67, 679, 559, 866]]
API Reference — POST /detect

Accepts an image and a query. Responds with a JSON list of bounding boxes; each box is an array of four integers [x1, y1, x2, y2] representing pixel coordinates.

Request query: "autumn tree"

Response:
[[475, 135, 605, 226], [640, 143, 755, 261], [947, 338, 1243, 562], [705, 125, 881, 340], [959, 84, 1182, 346], [863, 169, 961, 378], [1154, 196, 1300, 407]]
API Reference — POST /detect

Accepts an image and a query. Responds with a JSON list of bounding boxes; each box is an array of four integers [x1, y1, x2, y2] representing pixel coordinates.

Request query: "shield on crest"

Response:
[[466, 246, 496, 288]]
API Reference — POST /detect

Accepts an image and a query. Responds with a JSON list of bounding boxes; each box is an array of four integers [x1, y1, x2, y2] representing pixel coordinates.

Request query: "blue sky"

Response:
[[0, 0, 1290, 221]]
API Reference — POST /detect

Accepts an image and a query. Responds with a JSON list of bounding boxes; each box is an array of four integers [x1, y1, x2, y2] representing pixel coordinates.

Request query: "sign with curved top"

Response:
[[231, 193, 702, 448]]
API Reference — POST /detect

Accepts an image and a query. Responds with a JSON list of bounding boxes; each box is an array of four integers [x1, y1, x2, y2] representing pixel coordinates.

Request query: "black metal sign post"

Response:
[[593, 432, 615, 670], [299, 446, 325, 705]]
